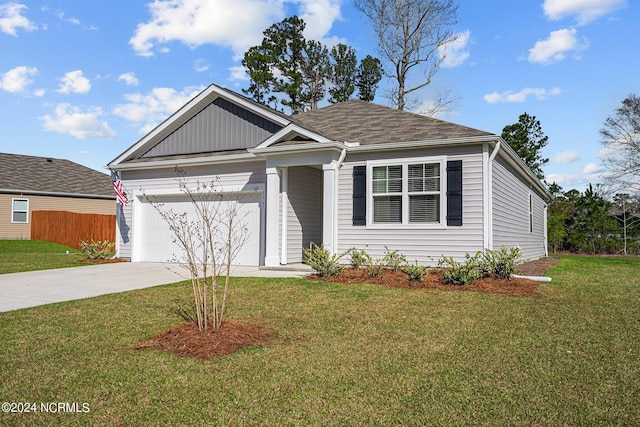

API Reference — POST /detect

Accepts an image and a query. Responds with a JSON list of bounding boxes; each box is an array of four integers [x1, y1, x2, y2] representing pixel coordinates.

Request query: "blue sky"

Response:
[[0, 0, 636, 191]]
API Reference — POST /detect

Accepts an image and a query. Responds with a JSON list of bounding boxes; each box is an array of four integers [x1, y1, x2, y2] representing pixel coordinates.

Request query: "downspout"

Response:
[[333, 148, 347, 255], [485, 140, 501, 251]]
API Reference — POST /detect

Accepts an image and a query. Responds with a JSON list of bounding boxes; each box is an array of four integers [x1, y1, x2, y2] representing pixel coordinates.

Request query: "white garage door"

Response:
[[135, 192, 262, 265]]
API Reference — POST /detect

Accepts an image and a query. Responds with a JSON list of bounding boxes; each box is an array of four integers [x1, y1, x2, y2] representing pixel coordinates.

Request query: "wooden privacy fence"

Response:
[[31, 210, 116, 249]]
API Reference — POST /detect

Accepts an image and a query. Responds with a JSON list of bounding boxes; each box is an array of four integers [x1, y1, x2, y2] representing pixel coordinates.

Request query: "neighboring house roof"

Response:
[[291, 99, 492, 144], [0, 152, 115, 199]]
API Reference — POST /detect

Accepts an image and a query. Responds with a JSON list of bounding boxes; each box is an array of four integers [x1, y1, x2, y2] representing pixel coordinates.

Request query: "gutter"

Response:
[[108, 152, 260, 171], [0, 188, 115, 200]]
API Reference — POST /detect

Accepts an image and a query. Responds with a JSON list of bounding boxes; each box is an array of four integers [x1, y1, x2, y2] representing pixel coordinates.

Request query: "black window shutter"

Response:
[[352, 165, 366, 226], [446, 160, 463, 226]]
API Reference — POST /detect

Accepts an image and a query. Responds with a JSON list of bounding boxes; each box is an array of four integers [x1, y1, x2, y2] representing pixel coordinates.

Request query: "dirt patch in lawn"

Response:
[[132, 320, 276, 360], [308, 257, 562, 297]]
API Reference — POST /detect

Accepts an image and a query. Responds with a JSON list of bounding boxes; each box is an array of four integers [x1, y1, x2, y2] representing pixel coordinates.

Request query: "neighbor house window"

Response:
[[12, 198, 29, 223], [369, 157, 444, 226]]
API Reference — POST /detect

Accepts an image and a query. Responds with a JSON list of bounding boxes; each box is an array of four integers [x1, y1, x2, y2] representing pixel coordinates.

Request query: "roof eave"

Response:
[[0, 189, 115, 200], [110, 152, 261, 171]]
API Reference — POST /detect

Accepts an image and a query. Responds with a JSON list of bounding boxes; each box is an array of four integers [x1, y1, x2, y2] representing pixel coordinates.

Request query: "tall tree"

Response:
[[243, 16, 384, 112], [242, 16, 313, 114], [501, 112, 549, 181], [328, 44, 357, 103], [302, 40, 331, 110], [356, 55, 383, 102], [600, 93, 640, 192], [355, 0, 459, 110]]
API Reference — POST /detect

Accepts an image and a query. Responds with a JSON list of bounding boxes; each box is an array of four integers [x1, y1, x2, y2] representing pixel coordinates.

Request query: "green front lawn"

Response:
[[0, 255, 638, 425], [0, 240, 85, 274]]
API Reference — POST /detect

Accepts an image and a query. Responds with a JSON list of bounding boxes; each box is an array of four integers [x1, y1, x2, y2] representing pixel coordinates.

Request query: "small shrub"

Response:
[[482, 246, 522, 280], [438, 253, 483, 285], [79, 240, 115, 259], [402, 261, 429, 282], [349, 248, 369, 270], [382, 246, 407, 272], [303, 244, 347, 277]]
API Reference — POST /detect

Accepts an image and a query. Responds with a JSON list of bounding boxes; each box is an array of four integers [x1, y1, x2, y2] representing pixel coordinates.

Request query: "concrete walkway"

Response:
[[0, 262, 313, 313]]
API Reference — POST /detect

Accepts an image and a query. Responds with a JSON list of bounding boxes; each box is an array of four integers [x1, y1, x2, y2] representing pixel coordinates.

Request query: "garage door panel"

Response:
[[136, 193, 262, 265]]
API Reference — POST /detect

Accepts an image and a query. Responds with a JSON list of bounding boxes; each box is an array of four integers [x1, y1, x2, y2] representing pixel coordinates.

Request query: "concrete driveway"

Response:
[[0, 262, 312, 313]]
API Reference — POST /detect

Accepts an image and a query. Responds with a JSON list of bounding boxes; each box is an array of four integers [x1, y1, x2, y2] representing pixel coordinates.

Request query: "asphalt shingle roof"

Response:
[[292, 99, 493, 144], [0, 153, 115, 198]]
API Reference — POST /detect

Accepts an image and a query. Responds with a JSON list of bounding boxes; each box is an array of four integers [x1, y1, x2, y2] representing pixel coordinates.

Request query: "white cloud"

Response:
[[543, 0, 626, 25], [40, 103, 116, 139], [439, 30, 471, 68], [483, 87, 561, 104], [528, 28, 587, 65], [194, 58, 209, 72], [130, 0, 287, 58], [228, 65, 248, 82], [56, 70, 91, 94], [552, 149, 581, 163], [118, 72, 139, 86], [296, 0, 343, 43], [583, 162, 605, 174], [546, 162, 607, 188], [55, 10, 80, 25], [0, 65, 37, 93], [0, 3, 37, 35], [113, 86, 204, 132]]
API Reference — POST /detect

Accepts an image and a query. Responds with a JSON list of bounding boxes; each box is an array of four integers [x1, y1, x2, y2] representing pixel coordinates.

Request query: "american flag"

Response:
[[111, 171, 129, 206]]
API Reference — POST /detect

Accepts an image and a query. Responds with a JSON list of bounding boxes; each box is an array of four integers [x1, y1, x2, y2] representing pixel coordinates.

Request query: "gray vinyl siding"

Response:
[[337, 146, 485, 264], [116, 161, 266, 260], [287, 166, 322, 263], [140, 98, 282, 158], [492, 156, 547, 260]]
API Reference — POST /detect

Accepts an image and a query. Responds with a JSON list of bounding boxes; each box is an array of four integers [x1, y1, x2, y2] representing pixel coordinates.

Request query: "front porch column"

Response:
[[322, 163, 338, 255], [265, 167, 280, 267]]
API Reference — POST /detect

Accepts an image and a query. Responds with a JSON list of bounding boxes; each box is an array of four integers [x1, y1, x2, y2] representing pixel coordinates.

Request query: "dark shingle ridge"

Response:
[[0, 152, 114, 198], [292, 99, 494, 144]]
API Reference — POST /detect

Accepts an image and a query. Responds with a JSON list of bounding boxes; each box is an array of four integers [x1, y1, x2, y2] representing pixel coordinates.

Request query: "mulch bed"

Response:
[[132, 320, 276, 360], [307, 257, 563, 297]]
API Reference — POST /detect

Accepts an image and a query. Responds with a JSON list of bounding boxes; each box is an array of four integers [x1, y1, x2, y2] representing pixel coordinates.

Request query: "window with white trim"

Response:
[[529, 193, 533, 233], [369, 157, 444, 226], [12, 198, 29, 223]]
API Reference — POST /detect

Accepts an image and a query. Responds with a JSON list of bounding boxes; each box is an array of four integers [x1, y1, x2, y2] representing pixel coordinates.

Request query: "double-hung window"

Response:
[[369, 157, 444, 226], [12, 198, 29, 223]]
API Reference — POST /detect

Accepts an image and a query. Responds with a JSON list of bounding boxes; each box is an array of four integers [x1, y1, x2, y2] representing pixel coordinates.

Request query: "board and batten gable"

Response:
[[337, 145, 486, 264], [492, 156, 547, 260], [115, 161, 266, 260], [139, 97, 283, 159]]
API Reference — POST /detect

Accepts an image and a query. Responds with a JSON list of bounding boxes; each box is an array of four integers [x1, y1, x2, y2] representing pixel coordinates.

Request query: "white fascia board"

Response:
[[346, 135, 498, 153], [110, 152, 260, 171], [108, 84, 290, 168], [249, 141, 346, 156], [254, 123, 332, 149]]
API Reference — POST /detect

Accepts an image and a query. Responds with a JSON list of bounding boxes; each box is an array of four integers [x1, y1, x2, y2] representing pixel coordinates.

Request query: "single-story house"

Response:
[[108, 84, 550, 266], [0, 153, 116, 240]]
